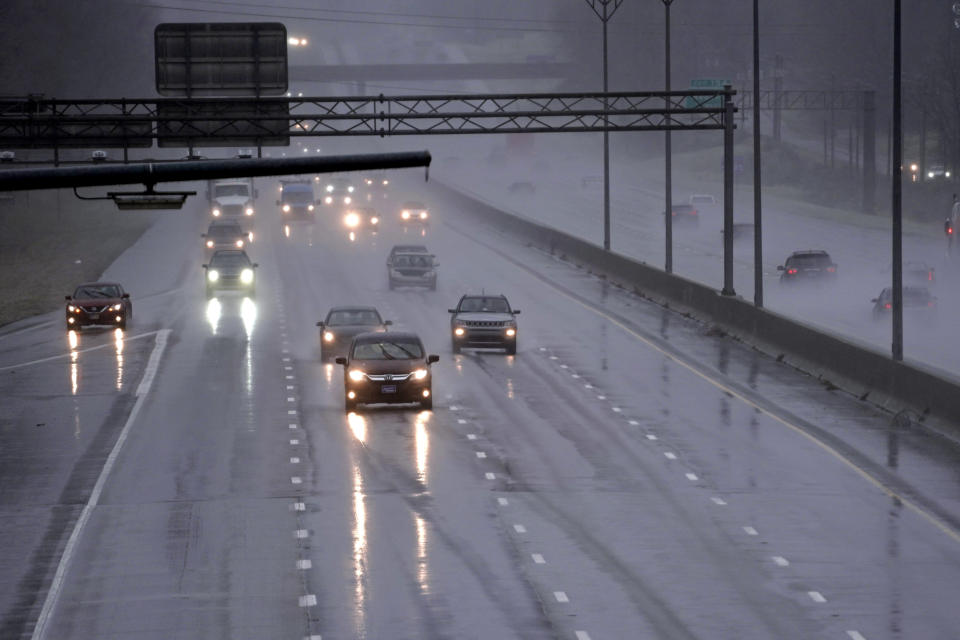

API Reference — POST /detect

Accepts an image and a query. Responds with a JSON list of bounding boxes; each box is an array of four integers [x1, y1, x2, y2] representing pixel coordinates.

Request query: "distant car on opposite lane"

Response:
[[65, 282, 132, 331], [449, 294, 520, 354], [336, 332, 439, 411], [871, 286, 937, 323], [664, 203, 699, 226], [317, 306, 391, 361]]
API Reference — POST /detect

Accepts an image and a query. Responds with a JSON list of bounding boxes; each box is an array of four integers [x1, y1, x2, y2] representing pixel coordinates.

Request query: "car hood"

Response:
[[70, 297, 123, 306], [454, 312, 515, 322], [350, 359, 427, 375], [327, 325, 387, 337], [214, 195, 251, 206], [209, 264, 250, 275]]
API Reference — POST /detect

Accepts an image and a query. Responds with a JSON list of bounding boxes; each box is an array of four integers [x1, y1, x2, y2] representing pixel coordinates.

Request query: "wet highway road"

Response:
[[2, 177, 960, 639]]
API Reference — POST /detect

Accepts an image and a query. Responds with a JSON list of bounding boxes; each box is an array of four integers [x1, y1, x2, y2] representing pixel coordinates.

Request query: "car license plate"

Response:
[[88, 313, 100, 320], [380, 384, 398, 394]]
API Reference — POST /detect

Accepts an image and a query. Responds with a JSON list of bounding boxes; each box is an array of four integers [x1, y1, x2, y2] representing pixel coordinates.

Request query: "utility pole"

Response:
[[662, 0, 675, 273], [752, 0, 763, 307], [584, 0, 625, 251], [892, 0, 903, 361]]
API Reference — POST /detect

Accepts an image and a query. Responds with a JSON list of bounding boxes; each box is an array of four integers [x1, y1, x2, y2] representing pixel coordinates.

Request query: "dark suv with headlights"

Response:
[[202, 221, 249, 256], [335, 332, 439, 411], [65, 282, 132, 331], [203, 249, 258, 298], [449, 294, 520, 355]]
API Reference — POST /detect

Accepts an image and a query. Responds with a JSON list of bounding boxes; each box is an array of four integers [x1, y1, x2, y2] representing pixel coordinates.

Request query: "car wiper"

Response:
[[385, 342, 418, 359]]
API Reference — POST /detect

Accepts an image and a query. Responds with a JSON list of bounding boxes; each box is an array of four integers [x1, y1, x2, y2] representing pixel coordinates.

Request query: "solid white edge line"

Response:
[[0, 329, 160, 372], [575, 632, 592, 640], [553, 591, 569, 603], [31, 329, 170, 640], [846, 631, 867, 640], [808, 591, 827, 603]]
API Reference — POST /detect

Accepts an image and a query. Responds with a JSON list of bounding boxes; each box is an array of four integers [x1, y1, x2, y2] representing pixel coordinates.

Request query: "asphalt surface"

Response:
[[2, 176, 960, 639]]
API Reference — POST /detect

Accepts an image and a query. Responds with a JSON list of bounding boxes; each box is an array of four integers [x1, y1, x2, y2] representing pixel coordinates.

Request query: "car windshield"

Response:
[[352, 339, 423, 360], [210, 253, 250, 268], [74, 285, 120, 299], [327, 310, 382, 326], [214, 184, 249, 198], [673, 204, 695, 212], [392, 245, 427, 255], [207, 225, 241, 238], [403, 202, 426, 210], [788, 254, 831, 267], [284, 189, 313, 203], [459, 297, 510, 313], [393, 254, 433, 268]]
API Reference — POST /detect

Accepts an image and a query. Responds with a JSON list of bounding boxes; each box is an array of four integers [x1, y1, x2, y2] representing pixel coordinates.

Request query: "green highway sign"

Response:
[[684, 78, 730, 109]]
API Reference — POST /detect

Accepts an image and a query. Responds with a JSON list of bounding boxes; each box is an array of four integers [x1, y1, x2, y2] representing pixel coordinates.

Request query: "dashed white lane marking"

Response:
[[28, 329, 170, 640], [711, 497, 727, 505], [808, 591, 827, 603], [298, 594, 317, 607], [450, 405, 460, 411], [485, 472, 496, 480], [290, 439, 299, 445], [685, 473, 698, 481], [286, 385, 295, 390], [532, 553, 546, 564], [584, 383, 593, 389], [467, 434, 477, 440], [295, 529, 309, 539], [846, 632, 867, 640], [575, 632, 592, 640], [284, 366, 293, 371], [559, 364, 568, 369], [304, 635, 322, 640], [596, 395, 606, 400], [291, 477, 302, 484], [612, 407, 622, 413], [772, 556, 790, 567], [476, 451, 487, 459], [539, 347, 546, 351], [571, 374, 580, 379], [628, 420, 639, 426], [288, 410, 297, 415], [512, 524, 527, 533], [290, 457, 300, 464], [457, 418, 467, 424], [664, 452, 677, 460], [646, 434, 657, 440], [293, 502, 305, 512], [286, 375, 294, 380], [549, 356, 558, 360], [283, 357, 291, 362], [553, 591, 569, 603], [287, 397, 296, 402], [289, 423, 298, 429], [743, 526, 759, 536], [282, 348, 289, 354], [297, 559, 312, 570], [497, 497, 509, 506]]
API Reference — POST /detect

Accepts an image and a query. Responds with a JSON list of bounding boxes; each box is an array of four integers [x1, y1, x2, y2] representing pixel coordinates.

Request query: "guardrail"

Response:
[[435, 180, 960, 431]]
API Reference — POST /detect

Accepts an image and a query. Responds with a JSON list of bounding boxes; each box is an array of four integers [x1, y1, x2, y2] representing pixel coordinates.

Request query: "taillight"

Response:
[[787, 268, 798, 275], [929, 271, 934, 281], [885, 303, 892, 309], [826, 266, 836, 272], [691, 209, 698, 216], [928, 301, 936, 307]]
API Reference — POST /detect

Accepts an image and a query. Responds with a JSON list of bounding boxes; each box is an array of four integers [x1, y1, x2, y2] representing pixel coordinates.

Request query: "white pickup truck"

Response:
[[207, 178, 257, 221]]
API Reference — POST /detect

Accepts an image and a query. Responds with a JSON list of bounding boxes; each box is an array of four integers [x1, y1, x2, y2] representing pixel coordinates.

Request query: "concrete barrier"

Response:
[[435, 179, 960, 429]]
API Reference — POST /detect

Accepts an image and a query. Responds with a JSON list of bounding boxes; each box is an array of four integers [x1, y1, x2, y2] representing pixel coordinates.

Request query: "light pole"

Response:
[[662, 0, 675, 273], [752, 0, 763, 307], [584, 0, 624, 251], [892, 0, 903, 360]]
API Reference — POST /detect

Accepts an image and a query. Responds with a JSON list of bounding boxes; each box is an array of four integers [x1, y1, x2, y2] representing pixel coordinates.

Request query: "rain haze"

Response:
[[2, 1, 960, 639]]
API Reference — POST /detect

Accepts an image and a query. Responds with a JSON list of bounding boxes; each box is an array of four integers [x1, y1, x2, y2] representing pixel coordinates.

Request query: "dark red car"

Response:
[[65, 282, 132, 331]]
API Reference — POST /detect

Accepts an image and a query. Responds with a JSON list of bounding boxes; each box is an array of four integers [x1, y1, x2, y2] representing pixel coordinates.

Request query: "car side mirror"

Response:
[[316, 321, 324, 327], [335, 357, 347, 365], [202, 264, 208, 269], [433, 262, 440, 267], [253, 263, 259, 268], [64, 295, 72, 301], [276, 200, 281, 206], [427, 354, 439, 364], [512, 309, 521, 314], [384, 320, 393, 326], [871, 298, 878, 303], [254, 189, 259, 199], [121, 293, 130, 299], [776, 265, 784, 271], [201, 233, 206, 238], [447, 308, 456, 313]]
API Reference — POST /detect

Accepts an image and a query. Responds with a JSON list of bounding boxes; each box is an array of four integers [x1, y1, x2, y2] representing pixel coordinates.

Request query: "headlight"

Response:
[[236, 239, 244, 248], [344, 196, 352, 205], [283, 204, 290, 212], [323, 331, 335, 342], [928, 171, 935, 179], [212, 208, 221, 217], [208, 269, 220, 282], [308, 204, 315, 211], [111, 303, 122, 311], [245, 207, 254, 216], [454, 327, 465, 336], [325, 196, 333, 204], [506, 328, 516, 337], [412, 368, 428, 380], [383, 180, 389, 185], [371, 216, 379, 225], [401, 210, 410, 219], [348, 369, 365, 382], [240, 268, 254, 284], [345, 212, 360, 228], [348, 186, 355, 193], [206, 240, 214, 248], [326, 185, 334, 192], [420, 211, 428, 219], [67, 304, 76, 312]]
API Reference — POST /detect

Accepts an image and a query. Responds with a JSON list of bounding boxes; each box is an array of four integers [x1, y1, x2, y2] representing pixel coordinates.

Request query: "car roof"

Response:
[[210, 249, 249, 258], [328, 305, 380, 313], [353, 331, 420, 343], [789, 250, 831, 257], [76, 281, 122, 288], [402, 201, 426, 207], [390, 244, 428, 252]]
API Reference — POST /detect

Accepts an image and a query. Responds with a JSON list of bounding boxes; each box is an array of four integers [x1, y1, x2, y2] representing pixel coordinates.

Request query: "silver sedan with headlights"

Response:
[[203, 249, 258, 298], [317, 306, 392, 361], [449, 294, 520, 355]]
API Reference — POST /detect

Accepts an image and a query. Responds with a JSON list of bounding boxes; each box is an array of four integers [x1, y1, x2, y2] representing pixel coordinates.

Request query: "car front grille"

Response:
[[464, 320, 506, 328], [397, 269, 429, 277], [81, 305, 107, 313], [223, 204, 243, 216], [365, 373, 412, 382]]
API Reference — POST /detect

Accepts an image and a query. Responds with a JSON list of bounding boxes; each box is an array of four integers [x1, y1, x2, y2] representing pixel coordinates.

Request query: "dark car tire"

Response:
[[388, 279, 395, 291], [118, 319, 127, 331], [345, 397, 357, 413], [66, 322, 75, 332], [429, 280, 437, 291], [451, 338, 461, 354], [506, 341, 517, 356], [420, 396, 433, 410]]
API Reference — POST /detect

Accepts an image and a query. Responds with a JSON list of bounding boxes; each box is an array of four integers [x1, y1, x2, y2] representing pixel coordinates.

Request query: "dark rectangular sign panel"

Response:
[[155, 23, 288, 97], [156, 100, 290, 147]]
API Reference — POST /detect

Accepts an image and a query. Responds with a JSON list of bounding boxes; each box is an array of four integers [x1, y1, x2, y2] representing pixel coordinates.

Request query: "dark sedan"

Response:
[[65, 282, 132, 331], [777, 250, 837, 284], [202, 221, 250, 256], [317, 306, 391, 361], [336, 332, 438, 411], [872, 286, 937, 323], [203, 249, 258, 298]]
